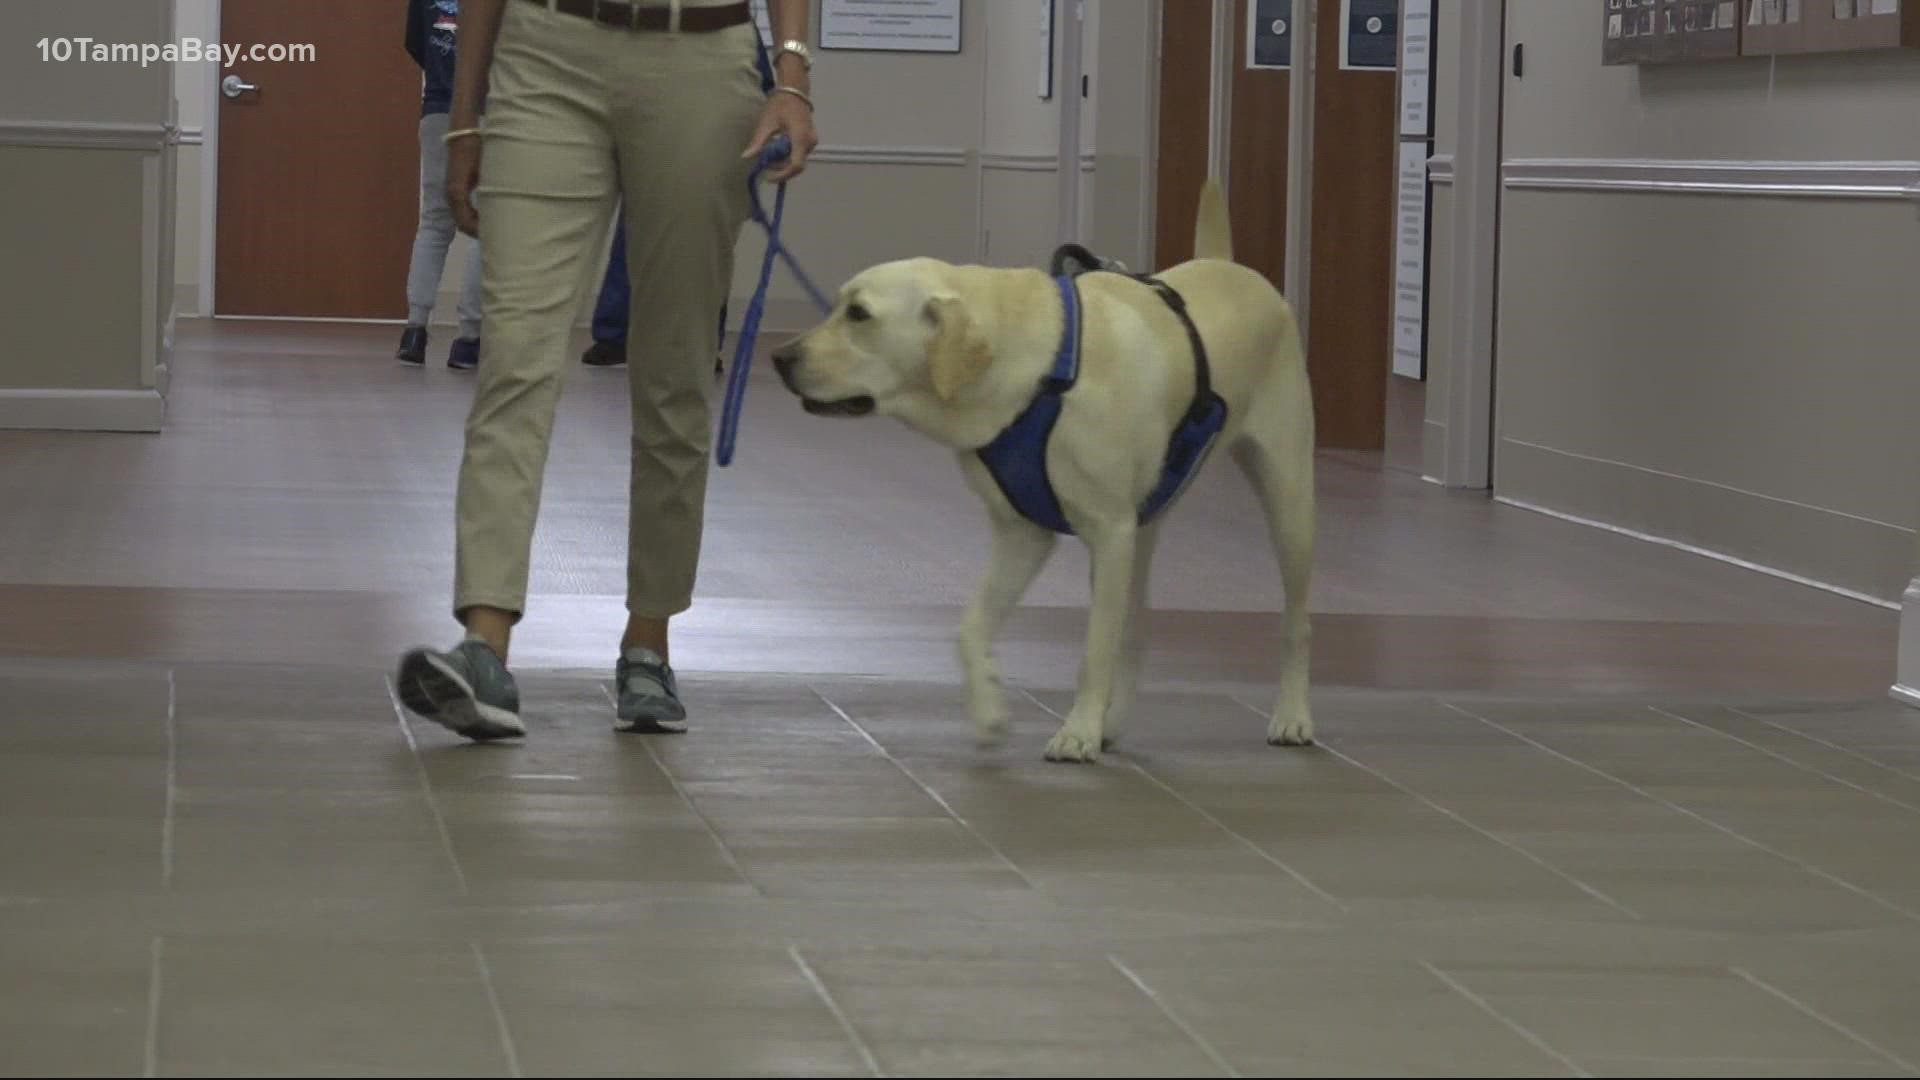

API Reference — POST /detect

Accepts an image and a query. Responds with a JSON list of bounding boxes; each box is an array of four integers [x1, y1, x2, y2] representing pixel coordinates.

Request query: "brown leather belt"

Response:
[[523, 0, 753, 32]]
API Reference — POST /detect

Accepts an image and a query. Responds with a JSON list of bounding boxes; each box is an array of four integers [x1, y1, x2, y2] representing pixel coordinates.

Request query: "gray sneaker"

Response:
[[614, 647, 686, 733], [395, 636, 526, 742]]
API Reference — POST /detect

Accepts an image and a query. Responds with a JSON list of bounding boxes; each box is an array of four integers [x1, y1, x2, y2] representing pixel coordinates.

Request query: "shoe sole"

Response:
[[613, 688, 687, 735], [615, 715, 687, 735], [396, 649, 525, 741]]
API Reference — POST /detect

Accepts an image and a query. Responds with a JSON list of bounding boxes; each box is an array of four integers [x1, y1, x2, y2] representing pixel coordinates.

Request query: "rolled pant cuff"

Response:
[[626, 598, 693, 620], [453, 594, 527, 625]]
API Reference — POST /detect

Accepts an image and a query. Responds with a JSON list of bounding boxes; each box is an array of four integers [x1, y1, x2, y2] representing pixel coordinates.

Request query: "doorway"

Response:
[[214, 2, 421, 319], [1154, 0, 1400, 452]]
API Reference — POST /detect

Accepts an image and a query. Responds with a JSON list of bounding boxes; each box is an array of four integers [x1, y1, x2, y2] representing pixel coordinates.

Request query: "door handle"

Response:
[[221, 74, 258, 99]]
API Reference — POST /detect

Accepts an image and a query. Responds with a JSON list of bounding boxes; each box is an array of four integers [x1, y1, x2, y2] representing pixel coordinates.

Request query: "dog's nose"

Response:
[[771, 347, 798, 380]]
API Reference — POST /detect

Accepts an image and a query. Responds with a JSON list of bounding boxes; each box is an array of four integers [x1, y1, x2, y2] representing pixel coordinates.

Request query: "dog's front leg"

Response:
[[1046, 520, 1136, 763], [1102, 522, 1160, 751], [959, 515, 1056, 744]]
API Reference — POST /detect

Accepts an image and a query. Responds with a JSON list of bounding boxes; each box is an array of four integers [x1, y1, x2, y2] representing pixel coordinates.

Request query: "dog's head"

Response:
[[772, 258, 992, 425]]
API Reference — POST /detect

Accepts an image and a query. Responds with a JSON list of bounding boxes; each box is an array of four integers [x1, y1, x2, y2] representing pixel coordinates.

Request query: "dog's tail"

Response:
[[1193, 178, 1232, 263]]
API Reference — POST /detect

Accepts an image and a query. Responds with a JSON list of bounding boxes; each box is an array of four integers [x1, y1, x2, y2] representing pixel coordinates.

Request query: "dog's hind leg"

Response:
[[960, 514, 1057, 744], [1102, 520, 1160, 751], [1231, 377, 1316, 747]]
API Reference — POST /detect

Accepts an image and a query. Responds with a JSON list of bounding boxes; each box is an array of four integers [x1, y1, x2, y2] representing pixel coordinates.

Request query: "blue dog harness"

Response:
[[974, 244, 1229, 535]]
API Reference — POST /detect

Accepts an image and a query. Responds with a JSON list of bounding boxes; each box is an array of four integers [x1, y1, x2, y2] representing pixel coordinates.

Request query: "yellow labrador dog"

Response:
[[772, 181, 1314, 762]]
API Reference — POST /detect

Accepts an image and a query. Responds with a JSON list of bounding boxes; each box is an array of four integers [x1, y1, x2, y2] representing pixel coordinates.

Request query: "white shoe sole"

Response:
[[396, 649, 525, 741]]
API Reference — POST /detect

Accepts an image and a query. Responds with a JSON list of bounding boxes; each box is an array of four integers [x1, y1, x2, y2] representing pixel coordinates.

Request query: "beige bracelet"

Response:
[[441, 126, 483, 144], [771, 85, 814, 112]]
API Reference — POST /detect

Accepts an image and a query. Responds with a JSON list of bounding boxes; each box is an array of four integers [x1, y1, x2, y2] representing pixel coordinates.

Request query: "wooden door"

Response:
[[1304, 2, 1396, 449], [1227, 0, 1290, 289], [1154, 0, 1213, 270], [216, 2, 422, 318]]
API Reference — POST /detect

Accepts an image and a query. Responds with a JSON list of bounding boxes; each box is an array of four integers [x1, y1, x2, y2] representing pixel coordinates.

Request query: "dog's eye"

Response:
[[845, 303, 871, 323]]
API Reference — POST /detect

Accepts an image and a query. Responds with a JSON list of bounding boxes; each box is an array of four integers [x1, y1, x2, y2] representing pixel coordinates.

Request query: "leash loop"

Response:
[[716, 135, 834, 467]]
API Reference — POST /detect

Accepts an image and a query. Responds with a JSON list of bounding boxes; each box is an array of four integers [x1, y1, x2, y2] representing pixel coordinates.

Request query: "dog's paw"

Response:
[[969, 694, 1010, 746], [1267, 714, 1315, 747], [1044, 726, 1103, 763]]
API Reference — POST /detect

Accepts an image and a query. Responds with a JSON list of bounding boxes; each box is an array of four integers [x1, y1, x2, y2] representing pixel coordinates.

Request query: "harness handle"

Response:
[[1046, 243, 1215, 425]]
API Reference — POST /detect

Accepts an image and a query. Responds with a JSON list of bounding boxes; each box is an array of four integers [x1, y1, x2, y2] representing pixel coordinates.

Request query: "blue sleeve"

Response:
[[405, 0, 427, 70], [754, 25, 775, 92]]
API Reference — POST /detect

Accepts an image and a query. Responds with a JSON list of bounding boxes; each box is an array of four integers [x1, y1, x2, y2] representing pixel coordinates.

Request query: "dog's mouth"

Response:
[[801, 396, 876, 418]]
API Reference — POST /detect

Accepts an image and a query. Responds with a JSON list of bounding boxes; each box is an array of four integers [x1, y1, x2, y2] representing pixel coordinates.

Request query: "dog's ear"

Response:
[[924, 294, 991, 402]]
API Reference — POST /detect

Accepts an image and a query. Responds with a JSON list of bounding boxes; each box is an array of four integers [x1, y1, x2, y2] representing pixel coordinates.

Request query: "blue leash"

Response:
[[716, 135, 833, 467]]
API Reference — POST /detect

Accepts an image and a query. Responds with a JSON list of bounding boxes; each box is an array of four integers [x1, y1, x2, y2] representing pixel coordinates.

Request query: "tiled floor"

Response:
[[6, 661, 1920, 1076], [4, 323, 1918, 1076]]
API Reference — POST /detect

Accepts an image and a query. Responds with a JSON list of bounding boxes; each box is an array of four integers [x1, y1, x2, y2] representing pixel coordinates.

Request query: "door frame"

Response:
[[197, 0, 222, 317], [1157, 0, 1501, 477], [1436, 0, 1501, 489], [1056, 0, 1085, 248], [1281, 0, 1318, 347]]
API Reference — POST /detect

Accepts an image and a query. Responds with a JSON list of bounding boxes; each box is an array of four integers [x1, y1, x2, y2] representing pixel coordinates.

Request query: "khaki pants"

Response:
[[454, 1, 763, 622]]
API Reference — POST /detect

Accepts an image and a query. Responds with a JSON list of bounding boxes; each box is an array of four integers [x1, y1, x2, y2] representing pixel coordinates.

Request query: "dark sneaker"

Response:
[[447, 337, 480, 370], [614, 647, 686, 733], [397, 325, 429, 365], [395, 636, 525, 741], [582, 339, 626, 367]]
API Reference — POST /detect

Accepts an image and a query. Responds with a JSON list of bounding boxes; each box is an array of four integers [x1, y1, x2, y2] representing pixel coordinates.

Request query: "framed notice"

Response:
[[1398, 0, 1433, 137], [1248, 0, 1293, 69], [820, 0, 963, 53], [1607, 0, 1743, 65], [1391, 141, 1430, 379], [1341, 0, 1400, 69]]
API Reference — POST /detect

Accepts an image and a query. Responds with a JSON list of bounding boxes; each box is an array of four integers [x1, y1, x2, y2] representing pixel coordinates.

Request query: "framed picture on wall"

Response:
[[819, 0, 963, 53]]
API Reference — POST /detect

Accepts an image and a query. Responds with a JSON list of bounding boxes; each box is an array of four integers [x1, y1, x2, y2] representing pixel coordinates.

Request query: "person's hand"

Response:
[[741, 90, 817, 183], [446, 133, 482, 237]]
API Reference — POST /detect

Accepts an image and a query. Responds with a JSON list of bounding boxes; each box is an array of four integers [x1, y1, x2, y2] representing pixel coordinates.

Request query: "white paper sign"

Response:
[[1398, 0, 1432, 137], [820, 0, 963, 53], [1391, 141, 1429, 379]]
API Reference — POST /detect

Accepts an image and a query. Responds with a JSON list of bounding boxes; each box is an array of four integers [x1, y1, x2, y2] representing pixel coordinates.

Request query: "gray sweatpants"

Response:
[[407, 111, 483, 339]]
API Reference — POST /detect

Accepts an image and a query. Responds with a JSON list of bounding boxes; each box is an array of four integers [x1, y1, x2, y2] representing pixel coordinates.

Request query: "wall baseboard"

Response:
[[1895, 578, 1920, 708], [0, 389, 164, 433], [1495, 436, 1908, 607], [1494, 482, 1902, 611]]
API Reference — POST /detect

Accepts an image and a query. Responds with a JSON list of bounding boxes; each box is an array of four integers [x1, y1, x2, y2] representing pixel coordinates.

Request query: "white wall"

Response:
[[1, 0, 176, 431], [1426, 2, 1920, 604], [170, 0, 1135, 332]]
